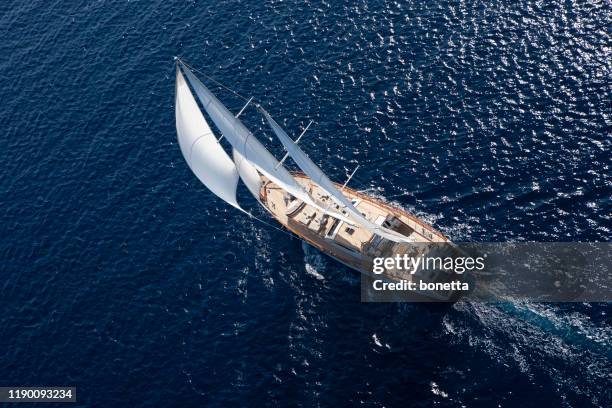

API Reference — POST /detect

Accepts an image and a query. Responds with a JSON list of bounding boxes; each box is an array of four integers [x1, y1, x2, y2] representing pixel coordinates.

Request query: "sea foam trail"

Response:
[[302, 242, 326, 281], [447, 301, 611, 401], [496, 301, 612, 360]]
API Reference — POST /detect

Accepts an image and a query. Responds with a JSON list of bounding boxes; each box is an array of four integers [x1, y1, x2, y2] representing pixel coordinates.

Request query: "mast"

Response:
[[276, 120, 313, 169], [341, 165, 360, 191], [178, 61, 354, 224], [262, 108, 413, 243]]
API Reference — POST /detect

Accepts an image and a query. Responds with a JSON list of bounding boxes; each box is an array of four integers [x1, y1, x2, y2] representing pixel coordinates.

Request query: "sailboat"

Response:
[[174, 59, 469, 301]]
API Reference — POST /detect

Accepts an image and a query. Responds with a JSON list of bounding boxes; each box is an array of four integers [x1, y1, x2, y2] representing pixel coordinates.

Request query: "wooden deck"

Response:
[[258, 172, 467, 301]]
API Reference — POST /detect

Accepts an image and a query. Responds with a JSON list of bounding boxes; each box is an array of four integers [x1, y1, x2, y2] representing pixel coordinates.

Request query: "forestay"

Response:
[[175, 67, 242, 210]]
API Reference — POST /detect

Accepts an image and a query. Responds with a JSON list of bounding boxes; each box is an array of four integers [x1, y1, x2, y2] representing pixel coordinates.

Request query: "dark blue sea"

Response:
[[1, 0, 610, 406]]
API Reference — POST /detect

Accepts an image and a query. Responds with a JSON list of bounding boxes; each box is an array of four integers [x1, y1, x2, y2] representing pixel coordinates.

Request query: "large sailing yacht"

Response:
[[175, 59, 468, 301]]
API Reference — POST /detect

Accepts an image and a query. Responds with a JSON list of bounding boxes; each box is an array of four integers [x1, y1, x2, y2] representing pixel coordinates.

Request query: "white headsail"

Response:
[[232, 148, 262, 203], [262, 110, 413, 243], [178, 61, 354, 224], [175, 67, 242, 210]]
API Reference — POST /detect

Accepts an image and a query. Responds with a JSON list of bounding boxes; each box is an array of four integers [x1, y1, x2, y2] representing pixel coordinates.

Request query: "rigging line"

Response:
[[240, 208, 299, 240], [174, 61, 296, 239], [178, 58, 254, 157], [178, 58, 252, 103]]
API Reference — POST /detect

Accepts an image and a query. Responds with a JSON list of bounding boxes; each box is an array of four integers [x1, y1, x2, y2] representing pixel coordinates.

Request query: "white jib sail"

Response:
[[175, 67, 242, 210], [233, 148, 262, 203], [179, 62, 354, 224], [263, 110, 413, 243]]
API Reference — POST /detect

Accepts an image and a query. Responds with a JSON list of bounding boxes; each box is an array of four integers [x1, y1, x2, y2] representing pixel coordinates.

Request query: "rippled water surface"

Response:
[[1, 0, 610, 406]]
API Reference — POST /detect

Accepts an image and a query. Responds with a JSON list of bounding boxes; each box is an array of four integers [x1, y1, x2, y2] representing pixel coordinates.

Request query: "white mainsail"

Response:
[[175, 67, 242, 210], [178, 61, 353, 224], [262, 110, 413, 243]]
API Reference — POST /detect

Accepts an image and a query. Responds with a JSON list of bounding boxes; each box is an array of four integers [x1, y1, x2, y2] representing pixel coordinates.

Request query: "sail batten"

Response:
[[263, 110, 413, 243]]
